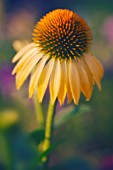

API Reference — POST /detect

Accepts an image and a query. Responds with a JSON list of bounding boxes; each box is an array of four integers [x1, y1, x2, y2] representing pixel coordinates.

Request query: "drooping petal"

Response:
[[88, 54, 104, 79], [29, 55, 49, 97], [12, 43, 34, 63], [49, 59, 61, 104], [69, 60, 80, 104], [16, 53, 43, 89], [12, 47, 38, 75], [83, 54, 102, 90], [76, 58, 93, 100], [38, 58, 55, 102], [58, 61, 67, 105], [66, 61, 73, 103]]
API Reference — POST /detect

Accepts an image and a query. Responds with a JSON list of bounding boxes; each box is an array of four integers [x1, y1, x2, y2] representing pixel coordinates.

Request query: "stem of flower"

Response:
[[42, 99, 57, 165], [33, 93, 44, 129]]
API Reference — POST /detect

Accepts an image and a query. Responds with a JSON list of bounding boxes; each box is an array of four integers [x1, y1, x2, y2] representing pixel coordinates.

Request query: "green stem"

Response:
[[42, 99, 57, 165], [33, 94, 44, 129]]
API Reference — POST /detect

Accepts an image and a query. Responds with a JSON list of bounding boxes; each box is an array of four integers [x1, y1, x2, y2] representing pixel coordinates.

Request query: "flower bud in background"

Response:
[[102, 16, 113, 44], [6, 10, 35, 39], [0, 110, 19, 129]]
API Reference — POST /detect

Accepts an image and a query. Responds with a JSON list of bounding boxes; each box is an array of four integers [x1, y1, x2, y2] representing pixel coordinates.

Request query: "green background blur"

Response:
[[0, 0, 113, 170]]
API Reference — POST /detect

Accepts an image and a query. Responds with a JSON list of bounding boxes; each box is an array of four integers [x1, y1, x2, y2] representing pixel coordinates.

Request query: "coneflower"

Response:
[[12, 9, 104, 105]]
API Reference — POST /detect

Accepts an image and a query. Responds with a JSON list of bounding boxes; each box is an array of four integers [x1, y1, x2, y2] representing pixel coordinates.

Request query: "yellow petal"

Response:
[[29, 55, 48, 97], [38, 58, 55, 102], [66, 61, 73, 103], [69, 60, 80, 104], [76, 58, 93, 100], [84, 54, 102, 90], [16, 53, 43, 89], [13, 40, 30, 52], [58, 61, 67, 105], [12, 47, 37, 75], [12, 43, 34, 63], [50, 59, 61, 104], [89, 54, 104, 79]]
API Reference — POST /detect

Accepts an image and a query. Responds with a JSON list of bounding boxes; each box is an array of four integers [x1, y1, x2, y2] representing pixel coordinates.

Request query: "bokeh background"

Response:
[[0, 0, 113, 170]]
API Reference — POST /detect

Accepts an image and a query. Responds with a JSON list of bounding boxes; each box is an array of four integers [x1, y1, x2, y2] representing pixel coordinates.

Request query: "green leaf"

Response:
[[29, 140, 63, 169], [54, 104, 91, 128], [30, 129, 45, 145], [39, 139, 63, 162]]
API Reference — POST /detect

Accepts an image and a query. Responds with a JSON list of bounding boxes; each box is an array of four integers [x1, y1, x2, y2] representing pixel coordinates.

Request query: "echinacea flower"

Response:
[[12, 9, 104, 105]]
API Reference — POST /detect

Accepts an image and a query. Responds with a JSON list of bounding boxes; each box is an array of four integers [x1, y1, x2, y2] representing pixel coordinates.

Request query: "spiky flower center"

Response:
[[33, 9, 92, 60]]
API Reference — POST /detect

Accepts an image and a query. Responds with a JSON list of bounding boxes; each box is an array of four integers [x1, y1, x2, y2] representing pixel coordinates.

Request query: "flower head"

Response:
[[33, 9, 92, 60], [12, 9, 104, 105]]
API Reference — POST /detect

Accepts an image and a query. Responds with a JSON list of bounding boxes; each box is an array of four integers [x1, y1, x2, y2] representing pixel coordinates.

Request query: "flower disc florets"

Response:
[[33, 9, 92, 60]]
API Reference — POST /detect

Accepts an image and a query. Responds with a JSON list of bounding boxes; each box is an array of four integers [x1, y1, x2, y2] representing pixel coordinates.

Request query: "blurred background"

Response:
[[0, 0, 113, 170]]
